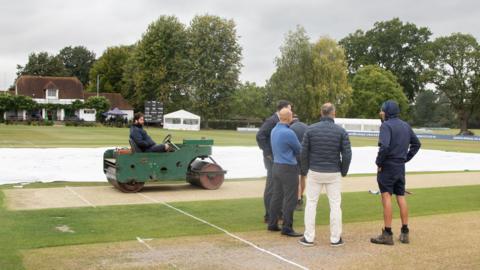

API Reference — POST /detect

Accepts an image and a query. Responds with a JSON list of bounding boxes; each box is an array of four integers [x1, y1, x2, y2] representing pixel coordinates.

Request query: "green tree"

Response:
[[412, 90, 456, 127], [16, 52, 69, 77], [64, 100, 85, 118], [230, 82, 270, 120], [58, 46, 96, 85], [267, 27, 351, 122], [0, 93, 14, 121], [188, 14, 242, 126], [339, 18, 431, 101], [411, 90, 438, 126], [267, 26, 312, 118], [84, 96, 110, 121], [425, 33, 480, 135], [125, 15, 191, 113], [88, 45, 133, 93], [349, 65, 408, 119], [12, 95, 37, 111], [121, 53, 142, 109]]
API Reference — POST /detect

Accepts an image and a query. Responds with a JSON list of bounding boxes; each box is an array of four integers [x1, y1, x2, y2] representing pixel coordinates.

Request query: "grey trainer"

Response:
[[399, 232, 409, 244], [370, 229, 394, 245]]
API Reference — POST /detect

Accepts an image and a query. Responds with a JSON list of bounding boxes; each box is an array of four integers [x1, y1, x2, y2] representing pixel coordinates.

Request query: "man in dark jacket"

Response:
[[371, 100, 421, 245], [298, 103, 352, 247], [130, 113, 169, 152], [267, 108, 303, 237], [290, 116, 308, 210], [256, 100, 291, 223]]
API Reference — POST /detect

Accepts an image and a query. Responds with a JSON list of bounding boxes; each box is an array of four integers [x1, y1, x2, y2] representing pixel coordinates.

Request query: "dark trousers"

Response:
[[263, 156, 274, 219], [145, 144, 166, 152], [268, 163, 299, 230]]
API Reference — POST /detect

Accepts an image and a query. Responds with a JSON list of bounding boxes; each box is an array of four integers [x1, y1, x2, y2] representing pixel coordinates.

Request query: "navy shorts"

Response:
[[377, 164, 406, 195]]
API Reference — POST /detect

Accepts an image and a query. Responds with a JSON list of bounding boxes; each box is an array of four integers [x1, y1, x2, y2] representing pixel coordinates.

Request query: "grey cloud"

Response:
[[1, 0, 479, 89]]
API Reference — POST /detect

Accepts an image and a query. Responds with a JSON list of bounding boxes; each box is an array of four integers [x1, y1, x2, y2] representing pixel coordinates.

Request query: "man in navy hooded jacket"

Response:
[[371, 100, 421, 245], [130, 113, 169, 152]]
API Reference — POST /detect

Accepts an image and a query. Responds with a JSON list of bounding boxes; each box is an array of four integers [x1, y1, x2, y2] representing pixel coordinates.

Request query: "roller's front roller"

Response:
[[187, 159, 226, 190], [106, 166, 145, 193]]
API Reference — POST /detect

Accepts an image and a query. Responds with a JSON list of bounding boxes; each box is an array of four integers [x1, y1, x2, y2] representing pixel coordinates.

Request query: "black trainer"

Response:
[[298, 237, 314, 247], [330, 237, 344, 247]]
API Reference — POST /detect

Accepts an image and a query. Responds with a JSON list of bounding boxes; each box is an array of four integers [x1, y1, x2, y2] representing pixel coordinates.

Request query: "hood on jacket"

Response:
[[381, 100, 400, 120]]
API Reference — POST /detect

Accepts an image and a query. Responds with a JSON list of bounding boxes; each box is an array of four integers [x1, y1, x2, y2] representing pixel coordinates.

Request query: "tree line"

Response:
[[12, 16, 480, 134]]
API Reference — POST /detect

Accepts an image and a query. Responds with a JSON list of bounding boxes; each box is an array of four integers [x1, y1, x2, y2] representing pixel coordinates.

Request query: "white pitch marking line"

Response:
[[65, 186, 96, 208], [136, 237, 153, 250], [168, 263, 179, 269], [138, 193, 309, 270]]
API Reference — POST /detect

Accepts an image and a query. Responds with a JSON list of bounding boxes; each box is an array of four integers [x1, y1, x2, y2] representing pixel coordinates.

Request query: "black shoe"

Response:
[[298, 237, 314, 247], [267, 225, 281, 232], [281, 230, 303, 237], [330, 237, 344, 247]]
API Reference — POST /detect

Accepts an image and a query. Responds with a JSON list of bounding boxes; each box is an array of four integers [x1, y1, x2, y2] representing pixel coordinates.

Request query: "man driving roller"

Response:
[[130, 112, 170, 152]]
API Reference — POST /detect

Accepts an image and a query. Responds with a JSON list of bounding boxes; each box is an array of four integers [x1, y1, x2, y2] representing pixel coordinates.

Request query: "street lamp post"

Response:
[[96, 74, 101, 97]]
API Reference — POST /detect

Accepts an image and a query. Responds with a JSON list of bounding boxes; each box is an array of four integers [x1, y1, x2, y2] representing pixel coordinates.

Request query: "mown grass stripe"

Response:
[[0, 184, 479, 269]]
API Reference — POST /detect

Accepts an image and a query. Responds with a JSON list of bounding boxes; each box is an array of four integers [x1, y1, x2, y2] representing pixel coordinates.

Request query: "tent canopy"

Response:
[[164, 109, 200, 119], [163, 109, 200, 131]]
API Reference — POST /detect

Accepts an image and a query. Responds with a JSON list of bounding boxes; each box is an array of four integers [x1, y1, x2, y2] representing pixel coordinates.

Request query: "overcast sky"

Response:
[[1, 0, 479, 89]]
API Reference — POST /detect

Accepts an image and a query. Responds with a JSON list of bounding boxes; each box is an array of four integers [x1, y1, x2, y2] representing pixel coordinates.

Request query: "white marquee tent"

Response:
[[335, 118, 381, 132], [163, 109, 201, 131]]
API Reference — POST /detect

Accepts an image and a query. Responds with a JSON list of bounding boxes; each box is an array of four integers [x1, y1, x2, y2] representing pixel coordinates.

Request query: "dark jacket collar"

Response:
[[320, 116, 334, 123]]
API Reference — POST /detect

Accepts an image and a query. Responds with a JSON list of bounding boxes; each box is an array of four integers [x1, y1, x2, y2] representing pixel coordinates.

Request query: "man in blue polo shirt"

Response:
[[267, 108, 303, 237]]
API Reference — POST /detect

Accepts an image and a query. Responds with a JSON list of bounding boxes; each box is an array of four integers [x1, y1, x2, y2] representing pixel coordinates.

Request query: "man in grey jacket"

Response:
[[256, 100, 292, 223], [298, 103, 352, 247], [290, 116, 308, 210]]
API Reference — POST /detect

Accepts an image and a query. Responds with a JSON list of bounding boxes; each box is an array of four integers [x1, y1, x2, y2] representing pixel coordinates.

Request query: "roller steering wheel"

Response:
[[162, 134, 172, 144], [162, 134, 180, 151]]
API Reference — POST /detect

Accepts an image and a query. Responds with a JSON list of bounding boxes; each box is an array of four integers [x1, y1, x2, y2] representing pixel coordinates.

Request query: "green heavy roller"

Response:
[[103, 134, 226, 193]]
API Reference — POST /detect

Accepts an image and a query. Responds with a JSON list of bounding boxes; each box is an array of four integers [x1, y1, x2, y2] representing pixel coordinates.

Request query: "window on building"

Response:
[[165, 118, 181, 124], [47, 89, 57, 99], [183, 119, 199, 125], [84, 109, 95, 114]]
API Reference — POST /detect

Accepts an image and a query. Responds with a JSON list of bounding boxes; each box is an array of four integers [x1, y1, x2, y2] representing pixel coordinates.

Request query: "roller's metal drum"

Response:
[[187, 160, 225, 190]]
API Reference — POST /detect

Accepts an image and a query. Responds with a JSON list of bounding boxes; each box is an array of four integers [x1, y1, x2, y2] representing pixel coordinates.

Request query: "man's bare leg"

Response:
[[371, 192, 394, 245], [381, 192, 393, 228], [396, 195, 410, 243], [396, 195, 408, 225], [295, 175, 307, 211]]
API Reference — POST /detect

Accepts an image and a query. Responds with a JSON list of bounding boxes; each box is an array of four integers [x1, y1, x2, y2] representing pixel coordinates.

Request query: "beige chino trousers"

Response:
[[303, 170, 342, 243]]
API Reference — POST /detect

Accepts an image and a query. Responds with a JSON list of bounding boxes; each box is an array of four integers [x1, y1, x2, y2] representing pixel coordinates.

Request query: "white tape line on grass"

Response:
[[65, 186, 96, 208], [138, 193, 309, 270], [136, 237, 153, 250]]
